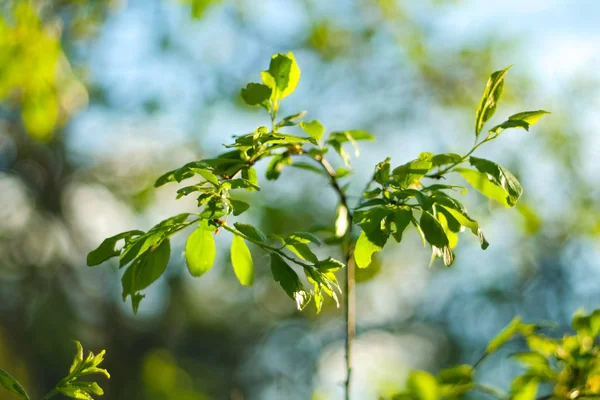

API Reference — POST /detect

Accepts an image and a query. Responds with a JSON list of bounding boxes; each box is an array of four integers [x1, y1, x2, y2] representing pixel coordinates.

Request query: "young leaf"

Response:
[[456, 168, 512, 207], [270, 254, 311, 310], [185, 223, 216, 277], [87, 230, 144, 267], [122, 239, 171, 301], [391, 208, 412, 243], [0, 369, 30, 400], [315, 257, 345, 271], [407, 371, 439, 400], [234, 222, 267, 242], [392, 153, 433, 188], [277, 111, 307, 127], [486, 317, 535, 353], [230, 199, 250, 216], [374, 157, 391, 185], [231, 235, 254, 286], [475, 66, 512, 137], [263, 52, 300, 99], [240, 82, 272, 108], [300, 120, 325, 143], [509, 110, 550, 126], [469, 156, 523, 207], [354, 230, 382, 269], [431, 153, 462, 167], [420, 211, 454, 266]]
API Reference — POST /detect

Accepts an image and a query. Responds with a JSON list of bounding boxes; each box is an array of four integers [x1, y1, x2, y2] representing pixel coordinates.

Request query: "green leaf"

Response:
[[510, 376, 539, 400], [392, 153, 433, 188], [289, 162, 325, 176], [300, 120, 325, 143], [234, 222, 266, 242], [420, 211, 454, 267], [286, 232, 322, 246], [286, 242, 319, 263], [195, 168, 220, 186], [327, 130, 374, 159], [354, 230, 382, 269], [328, 130, 374, 143], [0, 369, 30, 400], [315, 257, 345, 271], [263, 52, 301, 99], [469, 156, 523, 207], [509, 110, 550, 126], [185, 223, 216, 277], [438, 205, 489, 250], [374, 157, 391, 185], [456, 168, 512, 207], [431, 153, 462, 167], [407, 371, 440, 400], [87, 230, 144, 267], [231, 235, 254, 286], [266, 153, 292, 180], [475, 66, 512, 137], [438, 365, 473, 385], [486, 317, 536, 353], [241, 82, 272, 107], [277, 111, 307, 127], [391, 208, 412, 243], [270, 254, 311, 310], [121, 239, 171, 303], [230, 199, 250, 216], [419, 211, 449, 248]]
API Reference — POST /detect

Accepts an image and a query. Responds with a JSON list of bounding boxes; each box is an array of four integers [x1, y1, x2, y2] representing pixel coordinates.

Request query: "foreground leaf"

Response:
[[185, 223, 216, 277], [0, 369, 30, 400], [270, 254, 311, 310], [231, 235, 254, 286], [475, 66, 511, 137]]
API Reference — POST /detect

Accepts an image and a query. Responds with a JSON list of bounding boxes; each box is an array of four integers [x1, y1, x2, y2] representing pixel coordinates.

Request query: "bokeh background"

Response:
[[1, 0, 600, 399]]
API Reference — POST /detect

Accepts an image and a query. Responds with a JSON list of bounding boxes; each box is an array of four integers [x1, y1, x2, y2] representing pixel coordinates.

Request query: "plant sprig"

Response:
[[1, 341, 109, 400]]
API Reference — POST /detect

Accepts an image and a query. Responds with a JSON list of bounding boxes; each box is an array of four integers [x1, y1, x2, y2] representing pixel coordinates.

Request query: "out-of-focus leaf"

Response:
[[0, 369, 30, 400], [241, 82, 272, 108], [300, 120, 325, 143]]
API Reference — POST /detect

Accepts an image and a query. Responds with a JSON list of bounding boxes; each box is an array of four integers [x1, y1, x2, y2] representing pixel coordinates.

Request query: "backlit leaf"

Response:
[[185, 223, 216, 277], [475, 66, 512, 137], [231, 235, 254, 286]]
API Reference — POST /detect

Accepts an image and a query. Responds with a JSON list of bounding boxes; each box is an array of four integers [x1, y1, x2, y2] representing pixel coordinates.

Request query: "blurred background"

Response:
[[1, 0, 600, 399]]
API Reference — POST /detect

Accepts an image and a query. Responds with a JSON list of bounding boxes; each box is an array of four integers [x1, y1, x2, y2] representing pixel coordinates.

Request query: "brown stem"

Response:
[[315, 155, 355, 400]]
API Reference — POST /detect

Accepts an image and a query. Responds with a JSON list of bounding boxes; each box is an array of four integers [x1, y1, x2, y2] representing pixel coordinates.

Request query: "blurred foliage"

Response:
[[0, 0, 599, 400], [0, 341, 109, 400], [386, 310, 600, 399]]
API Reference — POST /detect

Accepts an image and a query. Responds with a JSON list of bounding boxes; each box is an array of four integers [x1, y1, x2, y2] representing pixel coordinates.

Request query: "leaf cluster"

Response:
[[0, 341, 109, 400], [386, 310, 600, 400]]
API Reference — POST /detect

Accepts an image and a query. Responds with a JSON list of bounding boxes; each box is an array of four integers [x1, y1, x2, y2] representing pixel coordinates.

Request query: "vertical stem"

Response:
[[314, 155, 355, 400], [345, 236, 355, 400]]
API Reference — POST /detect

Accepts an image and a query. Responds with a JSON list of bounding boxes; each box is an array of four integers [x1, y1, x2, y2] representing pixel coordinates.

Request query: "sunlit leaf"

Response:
[[234, 222, 267, 242], [262, 52, 300, 99], [231, 235, 254, 286], [354, 230, 381, 269], [270, 254, 311, 310], [300, 120, 325, 143], [475, 66, 512, 137], [241, 82, 272, 108], [185, 223, 216, 277]]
